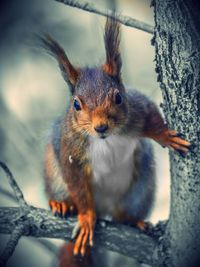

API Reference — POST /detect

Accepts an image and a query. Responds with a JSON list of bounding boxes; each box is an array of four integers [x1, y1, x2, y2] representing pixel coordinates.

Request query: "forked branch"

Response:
[[0, 224, 26, 266]]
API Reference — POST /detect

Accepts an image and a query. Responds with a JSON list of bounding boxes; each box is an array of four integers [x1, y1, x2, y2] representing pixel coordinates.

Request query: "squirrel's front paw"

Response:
[[72, 210, 96, 256], [154, 130, 191, 153]]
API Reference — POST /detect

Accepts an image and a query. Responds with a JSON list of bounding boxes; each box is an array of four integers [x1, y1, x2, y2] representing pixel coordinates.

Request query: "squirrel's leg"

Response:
[[61, 158, 96, 256], [142, 103, 191, 152], [44, 143, 75, 217]]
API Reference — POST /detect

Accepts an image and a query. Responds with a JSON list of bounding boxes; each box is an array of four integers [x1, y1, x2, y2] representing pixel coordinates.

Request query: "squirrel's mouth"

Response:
[[97, 132, 108, 139]]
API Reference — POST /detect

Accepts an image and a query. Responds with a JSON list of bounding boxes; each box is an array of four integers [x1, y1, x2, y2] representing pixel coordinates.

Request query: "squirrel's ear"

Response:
[[103, 17, 122, 80], [40, 34, 79, 94]]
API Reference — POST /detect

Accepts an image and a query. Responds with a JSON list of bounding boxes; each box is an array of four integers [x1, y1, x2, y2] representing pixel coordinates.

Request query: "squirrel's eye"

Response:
[[115, 92, 123, 105], [74, 99, 81, 111]]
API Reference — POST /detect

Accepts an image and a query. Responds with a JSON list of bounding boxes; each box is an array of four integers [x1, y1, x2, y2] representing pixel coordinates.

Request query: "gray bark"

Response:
[[0, 206, 157, 265], [154, 0, 200, 266]]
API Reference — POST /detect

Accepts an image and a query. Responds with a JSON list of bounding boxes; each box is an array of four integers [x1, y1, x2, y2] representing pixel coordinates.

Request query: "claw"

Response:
[[73, 210, 96, 256], [168, 131, 190, 152], [170, 142, 189, 153], [169, 136, 190, 147], [174, 132, 184, 138]]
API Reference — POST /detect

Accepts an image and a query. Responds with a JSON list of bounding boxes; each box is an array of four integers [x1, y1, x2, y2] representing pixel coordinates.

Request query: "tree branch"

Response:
[[0, 206, 157, 265], [0, 224, 26, 266], [0, 162, 27, 208], [55, 0, 154, 34]]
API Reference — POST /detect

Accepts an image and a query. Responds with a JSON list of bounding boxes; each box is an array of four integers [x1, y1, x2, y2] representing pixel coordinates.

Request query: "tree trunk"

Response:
[[154, 0, 200, 266]]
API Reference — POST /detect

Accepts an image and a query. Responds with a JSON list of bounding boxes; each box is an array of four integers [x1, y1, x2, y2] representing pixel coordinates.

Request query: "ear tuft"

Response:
[[103, 17, 122, 79], [39, 34, 79, 93]]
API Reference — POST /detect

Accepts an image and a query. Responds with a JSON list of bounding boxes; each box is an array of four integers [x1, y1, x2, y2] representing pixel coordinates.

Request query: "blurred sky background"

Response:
[[0, 0, 170, 266]]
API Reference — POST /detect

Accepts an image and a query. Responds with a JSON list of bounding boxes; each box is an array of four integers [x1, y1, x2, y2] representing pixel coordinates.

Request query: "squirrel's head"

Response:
[[41, 18, 128, 138], [71, 67, 128, 139]]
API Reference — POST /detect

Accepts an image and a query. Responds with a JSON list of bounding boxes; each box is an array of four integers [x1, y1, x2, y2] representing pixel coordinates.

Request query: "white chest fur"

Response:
[[88, 135, 138, 216]]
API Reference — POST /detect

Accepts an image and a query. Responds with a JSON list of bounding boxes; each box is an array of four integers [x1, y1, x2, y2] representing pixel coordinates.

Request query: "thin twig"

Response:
[[0, 162, 27, 208], [0, 224, 26, 266], [55, 0, 154, 34]]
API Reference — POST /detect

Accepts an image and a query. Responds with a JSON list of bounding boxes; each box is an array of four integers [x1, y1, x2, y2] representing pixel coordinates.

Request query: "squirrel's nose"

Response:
[[94, 124, 108, 133]]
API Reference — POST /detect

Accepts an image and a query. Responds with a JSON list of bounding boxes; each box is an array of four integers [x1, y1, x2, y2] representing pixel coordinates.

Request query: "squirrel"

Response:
[[41, 18, 190, 257]]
